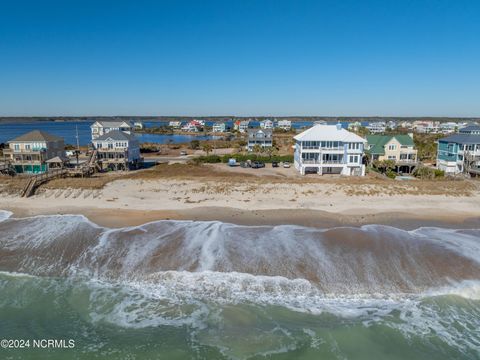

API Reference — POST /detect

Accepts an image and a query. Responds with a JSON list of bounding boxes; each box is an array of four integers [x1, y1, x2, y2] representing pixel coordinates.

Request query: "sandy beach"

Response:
[[1, 169, 480, 229]]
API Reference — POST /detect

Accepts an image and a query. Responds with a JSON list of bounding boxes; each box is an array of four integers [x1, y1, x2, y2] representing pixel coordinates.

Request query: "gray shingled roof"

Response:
[[94, 130, 137, 141], [94, 120, 133, 128], [9, 130, 63, 142], [439, 134, 480, 144]]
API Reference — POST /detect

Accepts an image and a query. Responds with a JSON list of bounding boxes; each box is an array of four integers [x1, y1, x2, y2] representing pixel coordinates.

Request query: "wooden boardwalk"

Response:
[[19, 151, 101, 197], [20, 168, 68, 197]]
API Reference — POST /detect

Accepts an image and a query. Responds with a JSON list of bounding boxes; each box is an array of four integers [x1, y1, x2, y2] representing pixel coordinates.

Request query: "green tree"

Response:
[[190, 140, 200, 150], [252, 144, 262, 155], [202, 143, 213, 155]]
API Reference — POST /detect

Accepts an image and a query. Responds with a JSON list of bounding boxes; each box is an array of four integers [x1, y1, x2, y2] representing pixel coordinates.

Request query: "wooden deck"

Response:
[[20, 168, 68, 197]]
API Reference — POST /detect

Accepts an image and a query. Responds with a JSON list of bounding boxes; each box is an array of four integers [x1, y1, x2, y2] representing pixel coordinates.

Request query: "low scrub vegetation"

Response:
[[191, 154, 294, 164]]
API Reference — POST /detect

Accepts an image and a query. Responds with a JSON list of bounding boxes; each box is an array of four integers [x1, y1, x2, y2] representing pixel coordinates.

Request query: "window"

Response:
[[348, 143, 361, 150], [388, 144, 397, 150], [349, 155, 359, 163], [388, 155, 396, 160]]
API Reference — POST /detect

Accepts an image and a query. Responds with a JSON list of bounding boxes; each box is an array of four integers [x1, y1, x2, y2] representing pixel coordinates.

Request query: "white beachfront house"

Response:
[[91, 120, 133, 140], [277, 120, 292, 131], [260, 119, 274, 129], [92, 130, 142, 170], [294, 124, 366, 176]]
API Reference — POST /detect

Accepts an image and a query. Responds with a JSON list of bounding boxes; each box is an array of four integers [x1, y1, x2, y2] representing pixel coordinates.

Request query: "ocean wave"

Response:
[[0, 210, 12, 222], [0, 270, 479, 358], [1, 212, 479, 295]]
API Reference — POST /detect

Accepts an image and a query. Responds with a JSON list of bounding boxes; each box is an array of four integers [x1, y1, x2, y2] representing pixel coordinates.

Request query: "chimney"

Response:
[[336, 123, 342, 130]]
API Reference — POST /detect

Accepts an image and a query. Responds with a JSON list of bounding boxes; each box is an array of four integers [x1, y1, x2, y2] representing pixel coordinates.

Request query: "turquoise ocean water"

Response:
[[0, 211, 479, 359]]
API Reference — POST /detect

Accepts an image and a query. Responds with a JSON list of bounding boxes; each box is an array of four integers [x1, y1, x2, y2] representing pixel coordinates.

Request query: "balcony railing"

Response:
[[322, 160, 344, 164], [301, 159, 344, 165], [3, 149, 46, 154]]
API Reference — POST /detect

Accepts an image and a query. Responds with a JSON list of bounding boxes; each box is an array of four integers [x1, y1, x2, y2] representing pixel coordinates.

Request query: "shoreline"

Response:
[[1, 175, 480, 230], [3, 205, 480, 230]]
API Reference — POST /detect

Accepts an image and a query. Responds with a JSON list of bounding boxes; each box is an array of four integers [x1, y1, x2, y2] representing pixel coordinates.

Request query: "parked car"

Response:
[[228, 158, 237, 167], [180, 150, 187, 156], [251, 161, 265, 169], [272, 161, 279, 167], [240, 161, 250, 168], [283, 161, 291, 168]]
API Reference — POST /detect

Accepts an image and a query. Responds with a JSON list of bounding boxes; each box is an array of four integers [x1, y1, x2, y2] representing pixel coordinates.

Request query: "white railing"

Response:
[[301, 159, 344, 165]]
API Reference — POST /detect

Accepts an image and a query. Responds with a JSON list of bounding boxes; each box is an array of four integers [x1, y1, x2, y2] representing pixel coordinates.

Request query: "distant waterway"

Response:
[[0, 120, 367, 146], [0, 121, 221, 146]]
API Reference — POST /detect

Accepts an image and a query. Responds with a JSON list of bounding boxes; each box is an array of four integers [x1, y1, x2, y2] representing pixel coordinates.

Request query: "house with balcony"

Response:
[[366, 121, 386, 134], [90, 120, 133, 140], [277, 120, 292, 131], [260, 119, 274, 129], [366, 134, 418, 173], [212, 122, 228, 133], [437, 134, 480, 174], [247, 129, 273, 151], [92, 130, 142, 170], [4, 130, 66, 174], [294, 124, 366, 176], [234, 120, 250, 133]]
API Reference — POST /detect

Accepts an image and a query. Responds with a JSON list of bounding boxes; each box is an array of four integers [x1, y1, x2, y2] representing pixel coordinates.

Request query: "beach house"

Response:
[[247, 129, 273, 151], [439, 122, 458, 134], [92, 130, 142, 170], [459, 124, 480, 135], [91, 120, 133, 140], [234, 120, 250, 133], [4, 130, 66, 174], [277, 120, 292, 131], [294, 124, 366, 176], [260, 119, 274, 129], [366, 134, 418, 173], [366, 121, 386, 134], [212, 122, 228, 133], [437, 134, 480, 174], [181, 120, 203, 132], [169, 121, 182, 129]]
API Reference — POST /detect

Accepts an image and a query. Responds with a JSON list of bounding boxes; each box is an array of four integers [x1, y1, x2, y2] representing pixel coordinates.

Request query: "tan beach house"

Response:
[[366, 134, 418, 173], [4, 130, 66, 174]]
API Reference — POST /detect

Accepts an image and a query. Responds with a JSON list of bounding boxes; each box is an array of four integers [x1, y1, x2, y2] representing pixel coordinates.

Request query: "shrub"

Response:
[[220, 154, 294, 163], [190, 140, 200, 150], [386, 170, 396, 179], [413, 166, 436, 179], [434, 169, 445, 178]]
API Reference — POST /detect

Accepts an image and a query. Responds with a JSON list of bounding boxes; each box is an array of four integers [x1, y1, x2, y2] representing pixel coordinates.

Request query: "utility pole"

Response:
[[75, 125, 80, 167]]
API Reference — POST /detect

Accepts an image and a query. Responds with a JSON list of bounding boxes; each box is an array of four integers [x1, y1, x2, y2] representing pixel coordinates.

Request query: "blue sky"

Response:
[[1, 0, 479, 117]]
